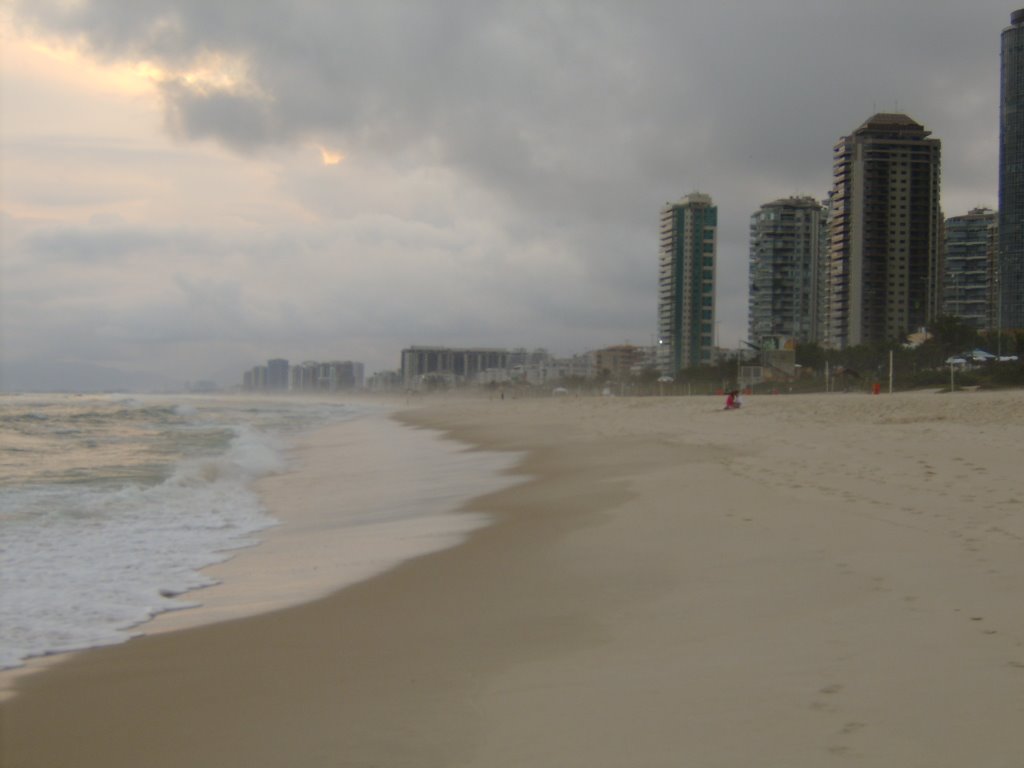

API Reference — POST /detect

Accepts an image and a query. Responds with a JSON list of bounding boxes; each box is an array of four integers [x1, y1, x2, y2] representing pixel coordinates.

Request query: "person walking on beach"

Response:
[[724, 389, 741, 410]]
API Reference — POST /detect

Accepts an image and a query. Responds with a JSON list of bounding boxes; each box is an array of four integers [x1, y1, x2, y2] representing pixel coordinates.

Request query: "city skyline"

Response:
[[0, 3, 1013, 390]]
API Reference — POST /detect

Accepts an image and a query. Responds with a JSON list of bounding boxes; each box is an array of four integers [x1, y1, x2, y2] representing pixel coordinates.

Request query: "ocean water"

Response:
[[0, 393, 511, 671]]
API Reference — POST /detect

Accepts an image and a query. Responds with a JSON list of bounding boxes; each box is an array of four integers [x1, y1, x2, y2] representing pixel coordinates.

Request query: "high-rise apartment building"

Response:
[[1000, 10, 1024, 330], [657, 192, 717, 374], [748, 196, 828, 347], [825, 113, 942, 348], [266, 358, 290, 390], [944, 208, 998, 330], [988, 214, 1002, 331]]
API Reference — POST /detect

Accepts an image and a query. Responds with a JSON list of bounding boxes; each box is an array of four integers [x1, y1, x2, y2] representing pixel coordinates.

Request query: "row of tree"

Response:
[[482, 317, 1024, 396], [791, 317, 1024, 391], [644, 317, 1024, 395]]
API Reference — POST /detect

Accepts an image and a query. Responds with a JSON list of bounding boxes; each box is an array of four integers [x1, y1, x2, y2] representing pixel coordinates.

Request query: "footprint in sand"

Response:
[[810, 683, 844, 712]]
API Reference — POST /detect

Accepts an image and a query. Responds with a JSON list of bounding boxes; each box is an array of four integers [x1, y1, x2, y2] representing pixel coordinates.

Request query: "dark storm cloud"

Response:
[[159, 80, 284, 150], [6, 0, 1014, 382], [12, 1, 1006, 201]]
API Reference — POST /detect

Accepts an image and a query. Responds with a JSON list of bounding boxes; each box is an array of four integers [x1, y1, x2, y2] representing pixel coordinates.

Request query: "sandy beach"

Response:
[[3, 390, 1024, 767]]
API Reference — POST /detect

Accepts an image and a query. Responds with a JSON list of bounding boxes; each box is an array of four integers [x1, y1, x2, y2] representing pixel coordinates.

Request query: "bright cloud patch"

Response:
[[319, 147, 344, 166]]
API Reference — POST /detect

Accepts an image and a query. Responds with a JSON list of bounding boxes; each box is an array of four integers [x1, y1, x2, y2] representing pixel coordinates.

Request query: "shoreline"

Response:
[[0, 401, 522, 700], [140, 404, 523, 635], [4, 391, 1024, 766]]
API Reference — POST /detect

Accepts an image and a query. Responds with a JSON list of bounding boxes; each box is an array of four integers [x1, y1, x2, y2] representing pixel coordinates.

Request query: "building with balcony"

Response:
[[944, 208, 998, 330], [1000, 10, 1024, 330], [748, 196, 828, 347], [593, 345, 649, 380], [657, 192, 717, 373], [825, 113, 942, 348], [400, 346, 510, 389]]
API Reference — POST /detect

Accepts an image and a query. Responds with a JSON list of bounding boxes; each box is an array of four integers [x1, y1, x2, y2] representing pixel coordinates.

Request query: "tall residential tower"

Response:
[[1000, 10, 1024, 330], [825, 113, 942, 348], [944, 208, 998, 330], [748, 196, 828, 347], [658, 193, 717, 374]]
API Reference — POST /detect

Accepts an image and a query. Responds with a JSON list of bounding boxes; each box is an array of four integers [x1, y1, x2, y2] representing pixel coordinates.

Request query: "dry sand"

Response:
[[3, 390, 1024, 767]]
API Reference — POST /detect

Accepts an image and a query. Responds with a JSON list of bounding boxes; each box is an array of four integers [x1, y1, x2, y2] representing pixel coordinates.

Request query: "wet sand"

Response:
[[3, 391, 1024, 767]]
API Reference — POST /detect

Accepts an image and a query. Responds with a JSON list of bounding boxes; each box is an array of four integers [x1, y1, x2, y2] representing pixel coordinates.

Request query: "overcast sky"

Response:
[[0, 1, 1014, 389]]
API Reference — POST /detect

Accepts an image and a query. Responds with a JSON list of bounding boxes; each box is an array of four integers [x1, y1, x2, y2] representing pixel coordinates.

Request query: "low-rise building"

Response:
[[593, 345, 649, 380], [401, 346, 510, 389]]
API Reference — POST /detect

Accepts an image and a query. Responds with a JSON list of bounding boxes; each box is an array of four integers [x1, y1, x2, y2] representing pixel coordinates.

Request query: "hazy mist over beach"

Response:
[[0, 1, 1009, 391]]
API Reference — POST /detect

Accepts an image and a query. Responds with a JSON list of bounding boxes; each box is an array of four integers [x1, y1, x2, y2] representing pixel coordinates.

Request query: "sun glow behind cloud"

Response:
[[170, 52, 257, 96], [15, 36, 156, 97], [319, 147, 345, 166], [14, 27, 256, 101]]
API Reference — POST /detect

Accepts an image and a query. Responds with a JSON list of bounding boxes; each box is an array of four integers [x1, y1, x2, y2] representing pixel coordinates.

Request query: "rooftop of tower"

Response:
[[1012, 9, 1024, 26], [762, 195, 823, 209], [663, 191, 713, 209], [858, 112, 922, 129], [852, 112, 932, 139]]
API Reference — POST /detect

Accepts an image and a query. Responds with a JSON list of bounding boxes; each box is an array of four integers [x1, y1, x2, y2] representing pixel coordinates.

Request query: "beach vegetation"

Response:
[[795, 342, 828, 372], [654, 352, 743, 395], [636, 366, 663, 392], [776, 317, 1024, 392]]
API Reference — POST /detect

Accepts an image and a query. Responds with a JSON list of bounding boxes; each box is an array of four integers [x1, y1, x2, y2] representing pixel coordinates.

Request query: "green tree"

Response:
[[636, 366, 662, 395], [908, 316, 979, 371], [795, 343, 827, 372], [929, 315, 981, 357]]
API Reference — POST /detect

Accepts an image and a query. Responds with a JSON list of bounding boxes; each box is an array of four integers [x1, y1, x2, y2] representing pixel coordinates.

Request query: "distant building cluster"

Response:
[[400, 345, 650, 391], [654, 11, 1024, 378], [606, 14, 1024, 378], [660, 113, 946, 378], [243, 359, 364, 392], [239, 347, 664, 394], [661, 66, 1018, 379]]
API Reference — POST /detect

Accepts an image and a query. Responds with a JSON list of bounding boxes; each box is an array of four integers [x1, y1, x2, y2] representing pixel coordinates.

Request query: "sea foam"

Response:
[[0, 429, 282, 668]]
